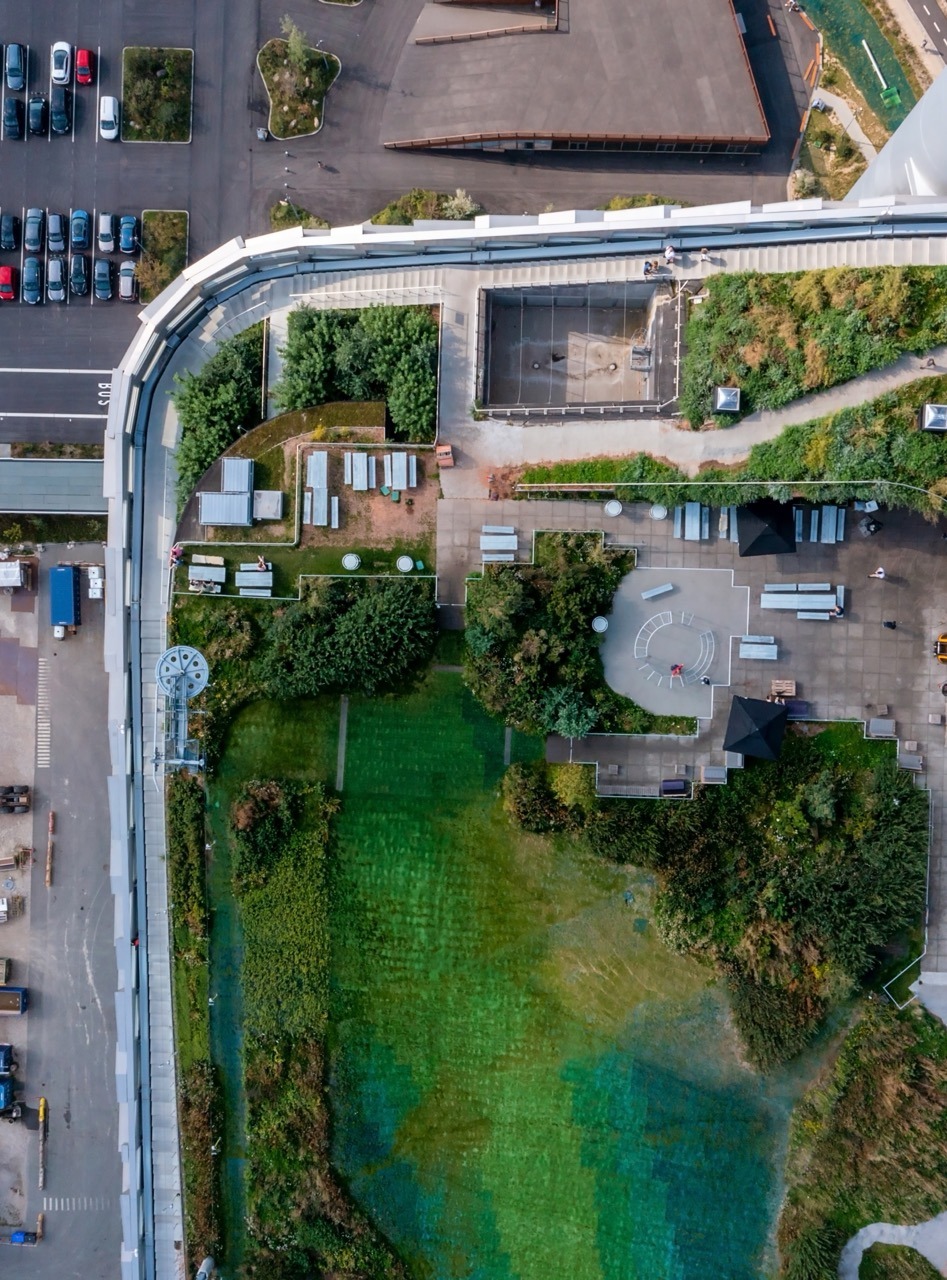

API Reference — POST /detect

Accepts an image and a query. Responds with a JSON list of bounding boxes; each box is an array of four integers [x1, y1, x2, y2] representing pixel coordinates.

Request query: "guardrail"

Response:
[[104, 194, 947, 1279]]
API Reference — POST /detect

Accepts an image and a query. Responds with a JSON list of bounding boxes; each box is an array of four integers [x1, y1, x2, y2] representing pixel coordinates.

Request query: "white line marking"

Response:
[[935, 20, 942, 29], [924, 4, 930, 12], [0, 411, 107, 419], [0, 366, 113, 374], [37, 658, 51, 767]]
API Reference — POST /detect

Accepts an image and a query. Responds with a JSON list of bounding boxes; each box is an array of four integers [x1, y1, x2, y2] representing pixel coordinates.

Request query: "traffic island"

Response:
[[121, 47, 195, 143], [257, 33, 340, 140]]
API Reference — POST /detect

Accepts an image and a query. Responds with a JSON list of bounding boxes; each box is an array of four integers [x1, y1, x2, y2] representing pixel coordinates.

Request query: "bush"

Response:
[[679, 266, 947, 426], [230, 778, 303, 895], [371, 188, 481, 225], [166, 773, 208, 940], [180, 1062, 223, 1260], [139, 210, 188, 302], [122, 47, 193, 142], [259, 578, 437, 699], [172, 323, 265, 507], [502, 762, 570, 832], [257, 35, 340, 140], [274, 304, 439, 442]]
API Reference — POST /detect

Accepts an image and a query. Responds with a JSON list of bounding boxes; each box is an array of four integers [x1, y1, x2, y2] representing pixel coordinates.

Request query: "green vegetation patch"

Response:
[[505, 724, 927, 1069], [275, 304, 439, 443], [797, 108, 867, 202], [520, 375, 947, 517], [0, 515, 106, 546], [597, 194, 688, 210], [778, 1002, 947, 1278], [371, 188, 480, 225], [257, 23, 340, 140], [122, 47, 194, 142], [269, 200, 329, 231], [465, 531, 692, 737], [860, 1244, 943, 1279], [172, 323, 265, 508], [140, 210, 188, 303], [800, 0, 914, 132], [680, 267, 947, 426], [166, 774, 222, 1263]]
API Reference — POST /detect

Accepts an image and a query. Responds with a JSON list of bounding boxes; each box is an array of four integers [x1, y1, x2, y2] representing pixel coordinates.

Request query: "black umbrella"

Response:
[[723, 696, 787, 761]]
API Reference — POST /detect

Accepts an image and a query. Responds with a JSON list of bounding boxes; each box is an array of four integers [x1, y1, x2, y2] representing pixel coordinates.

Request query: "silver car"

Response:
[[47, 257, 66, 303]]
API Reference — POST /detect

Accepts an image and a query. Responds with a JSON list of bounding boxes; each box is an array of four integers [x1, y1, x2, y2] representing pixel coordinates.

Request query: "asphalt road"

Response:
[[906, 0, 947, 55], [4, 548, 121, 1280]]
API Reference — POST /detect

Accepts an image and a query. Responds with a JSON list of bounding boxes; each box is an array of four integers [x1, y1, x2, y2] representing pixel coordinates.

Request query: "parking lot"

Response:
[[0, 548, 121, 1275]]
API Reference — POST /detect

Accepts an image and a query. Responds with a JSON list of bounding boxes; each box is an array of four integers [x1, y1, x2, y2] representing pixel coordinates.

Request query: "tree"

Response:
[[280, 14, 308, 70]]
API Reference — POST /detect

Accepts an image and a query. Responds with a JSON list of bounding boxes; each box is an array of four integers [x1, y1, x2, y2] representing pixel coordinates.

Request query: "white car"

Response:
[[51, 42, 71, 85], [99, 95, 119, 140]]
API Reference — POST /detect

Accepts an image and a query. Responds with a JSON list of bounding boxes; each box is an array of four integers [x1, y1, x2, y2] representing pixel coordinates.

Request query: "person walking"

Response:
[[699, 247, 710, 263], [882, 620, 898, 630], [868, 567, 886, 579]]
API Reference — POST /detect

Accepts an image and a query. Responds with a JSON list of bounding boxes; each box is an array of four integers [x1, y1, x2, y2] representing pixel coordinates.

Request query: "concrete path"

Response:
[[816, 91, 878, 164], [839, 1211, 947, 1278]]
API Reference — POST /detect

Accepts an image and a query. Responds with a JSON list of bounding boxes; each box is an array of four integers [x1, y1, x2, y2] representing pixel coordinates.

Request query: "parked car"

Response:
[[99, 95, 119, 140], [22, 257, 41, 305], [3, 97, 21, 140], [50, 85, 70, 134], [47, 213, 66, 255], [70, 209, 90, 250], [119, 215, 138, 254], [27, 94, 47, 135], [96, 212, 115, 253], [47, 257, 66, 303], [75, 48, 93, 85], [24, 209, 43, 254], [51, 42, 70, 85], [69, 253, 88, 297], [0, 214, 18, 252], [118, 259, 137, 302], [0, 266, 16, 302], [93, 257, 111, 300], [4, 43, 24, 92]]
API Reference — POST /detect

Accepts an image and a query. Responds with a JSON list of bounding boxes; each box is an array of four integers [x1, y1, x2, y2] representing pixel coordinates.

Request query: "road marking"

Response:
[[36, 659, 50, 768], [0, 367, 113, 374], [42, 1194, 115, 1212], [0, 411, 107, 419], [935, 20, 942, 29], [924, 4, 930, 12]]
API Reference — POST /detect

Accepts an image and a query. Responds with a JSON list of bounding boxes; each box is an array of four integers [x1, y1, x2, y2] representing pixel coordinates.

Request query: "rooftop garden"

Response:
[[257, 19, 340, 140], [680, 267, 947, 427]]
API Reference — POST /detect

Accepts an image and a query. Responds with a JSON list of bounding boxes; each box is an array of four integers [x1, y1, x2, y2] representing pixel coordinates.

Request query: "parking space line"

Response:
[[36, 658, 50, 768], [94, 48, 101, 148]]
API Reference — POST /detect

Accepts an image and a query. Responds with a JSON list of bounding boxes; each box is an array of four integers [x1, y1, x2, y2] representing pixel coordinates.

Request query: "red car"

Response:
[[75, 48, 94, 85], [0, 266, 17, 301]]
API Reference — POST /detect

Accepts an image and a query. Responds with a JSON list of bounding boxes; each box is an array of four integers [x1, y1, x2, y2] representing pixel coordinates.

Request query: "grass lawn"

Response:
[[257, 38, 340, 140], [122, 47, 194, 142], [140, 210, 188, 302], [327, 673, 795, 1279]]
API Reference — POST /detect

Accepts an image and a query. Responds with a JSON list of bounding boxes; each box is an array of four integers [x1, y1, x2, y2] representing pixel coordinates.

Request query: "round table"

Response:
[[342, 553, 361, 572], [396, 555, 414, 573], [591, 616, 609, 634], [604, 499, 623, 518], [650, 503, 668, 520]]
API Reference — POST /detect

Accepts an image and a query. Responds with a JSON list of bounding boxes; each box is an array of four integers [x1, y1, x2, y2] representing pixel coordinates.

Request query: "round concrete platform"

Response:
[[634, 610, 715, 686]]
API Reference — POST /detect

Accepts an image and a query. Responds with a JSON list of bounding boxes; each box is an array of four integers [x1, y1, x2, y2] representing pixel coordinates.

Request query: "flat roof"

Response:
[[198, 491, 253, 526], [382, 0, 769, 147]]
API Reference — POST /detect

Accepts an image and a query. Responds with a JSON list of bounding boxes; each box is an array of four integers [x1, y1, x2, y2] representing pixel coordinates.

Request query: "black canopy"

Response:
[[737, 500, 796, 557], [723, 696, 787, 761]]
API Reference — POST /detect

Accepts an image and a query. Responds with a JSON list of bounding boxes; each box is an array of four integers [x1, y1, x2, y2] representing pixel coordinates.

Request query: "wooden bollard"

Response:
[[48, 811, 55, 835], [45, 838, 53, 889]]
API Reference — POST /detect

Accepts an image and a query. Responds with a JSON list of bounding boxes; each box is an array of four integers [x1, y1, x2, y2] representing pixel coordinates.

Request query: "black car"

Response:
[[50, 85, 70, 135], [0, 214, 19, 252], [93, 257, 111, 301], [22, 257, 41, 305], [4, 43, 25, 93], [3, 96, 22, 140], [27, 94, 47, 136], [70, 253, 88, 297]]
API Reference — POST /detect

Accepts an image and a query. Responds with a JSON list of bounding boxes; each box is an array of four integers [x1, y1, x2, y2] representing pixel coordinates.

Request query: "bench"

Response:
[[743, 634, 775, 645], [836, 585, 845, 609], [739, 642, 778, 660], [187, 565, 226, 584], [771, 679, 797, 697], [810, 509, 819, 542], [785, 699, 809, 718], [763, 583, 796, 592], [640, 583, 674, 600], [797, 611, 832, 620], [482, 552, 515, 562], [794, 507, 803, 543], [239, 587, 272, 598], [192, 553, 225, 567], [700, 765, 728, 785], [235, 571, 273, 588], [673, 507, 683, 538], [729, 505, 739, 543], [899, 751, 924, 772], [762, 592, 836, 610], [482, 525, 515, 535], [684, 501, 701, 541], [239, 561, 271, 571], [801, 582, 832, 591], [868, 717, 896, 737]]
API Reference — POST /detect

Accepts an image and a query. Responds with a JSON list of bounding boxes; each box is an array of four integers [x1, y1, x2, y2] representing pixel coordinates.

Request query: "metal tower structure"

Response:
[[154, 645, 210, 772]]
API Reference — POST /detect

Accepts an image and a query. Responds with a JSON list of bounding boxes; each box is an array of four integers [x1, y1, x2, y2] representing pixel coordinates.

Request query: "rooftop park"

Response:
[[679, 267, 947, 426]]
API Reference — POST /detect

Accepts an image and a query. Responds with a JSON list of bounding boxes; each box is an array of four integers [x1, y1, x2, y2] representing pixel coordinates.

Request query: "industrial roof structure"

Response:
[[382, 0, 769, 153]]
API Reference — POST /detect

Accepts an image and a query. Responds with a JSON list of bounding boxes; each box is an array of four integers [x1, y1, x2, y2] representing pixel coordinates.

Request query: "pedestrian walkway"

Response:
[[815, 91, 878, 164]]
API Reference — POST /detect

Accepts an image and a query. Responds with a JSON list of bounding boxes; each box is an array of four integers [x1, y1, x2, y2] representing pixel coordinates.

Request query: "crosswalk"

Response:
[[42, 1194, 115, 1212], [35, 657, 50, 768]]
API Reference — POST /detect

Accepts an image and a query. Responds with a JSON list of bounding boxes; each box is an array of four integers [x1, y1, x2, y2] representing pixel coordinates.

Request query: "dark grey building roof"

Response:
[[382, 0, 769, 147]]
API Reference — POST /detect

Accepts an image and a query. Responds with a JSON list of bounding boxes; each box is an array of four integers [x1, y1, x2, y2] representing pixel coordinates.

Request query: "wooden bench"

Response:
[[797, 611, 832, 620], [771, 679, 797, 697], [640, 582, 674, 600]]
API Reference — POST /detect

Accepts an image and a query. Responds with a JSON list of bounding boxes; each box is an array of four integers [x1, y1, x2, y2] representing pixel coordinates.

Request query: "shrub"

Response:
[[165, 773, 208, 940], [122, 47, 193, 143], [502, 762, 570, 832], [172, 323, 265, 507], [180, 1061, 223, 1259], [274, 304, 439, 442]]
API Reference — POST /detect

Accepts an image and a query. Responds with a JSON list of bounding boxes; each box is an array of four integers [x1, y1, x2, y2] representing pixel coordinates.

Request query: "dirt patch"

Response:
[[295, 444, 437, 552]]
